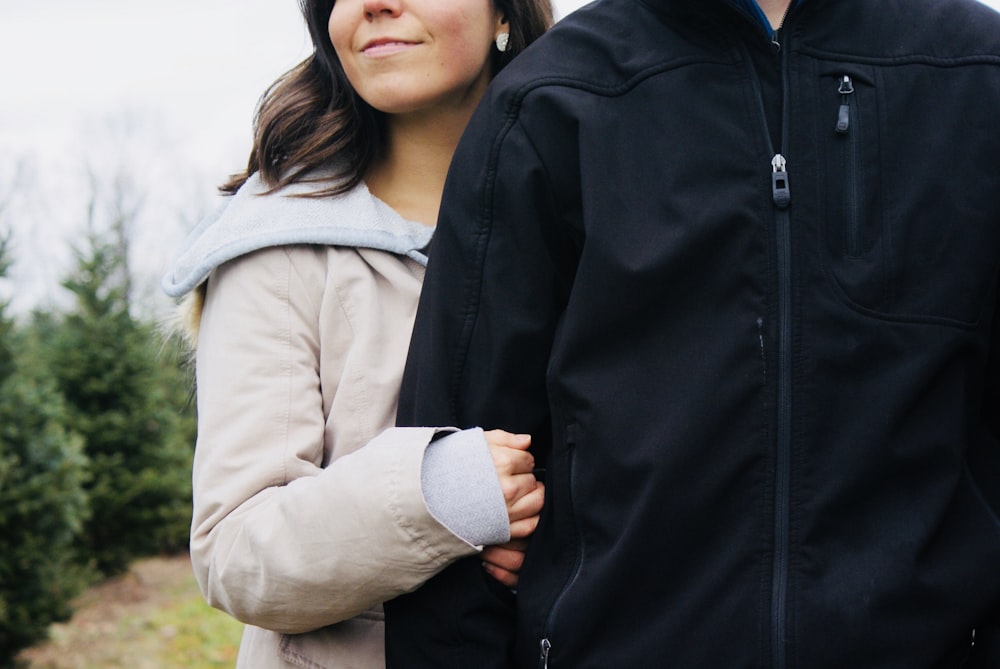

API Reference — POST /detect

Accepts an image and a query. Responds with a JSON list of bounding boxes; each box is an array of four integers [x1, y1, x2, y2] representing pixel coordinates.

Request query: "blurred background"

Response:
[[0, 0, 589, 320], [1, 1, 997, 667]]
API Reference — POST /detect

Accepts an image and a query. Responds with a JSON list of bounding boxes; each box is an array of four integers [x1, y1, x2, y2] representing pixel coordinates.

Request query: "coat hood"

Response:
[[161, 172, 434, 298]]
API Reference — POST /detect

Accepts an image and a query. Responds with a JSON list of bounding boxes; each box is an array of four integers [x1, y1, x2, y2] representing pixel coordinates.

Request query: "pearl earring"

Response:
[[495, 32, 510, 53]]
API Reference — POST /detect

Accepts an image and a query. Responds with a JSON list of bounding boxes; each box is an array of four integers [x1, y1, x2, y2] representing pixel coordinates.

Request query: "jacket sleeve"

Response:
[[970, 292, 1000, 666], [385, 83, 576, 668], [190, 246, 482, 635]]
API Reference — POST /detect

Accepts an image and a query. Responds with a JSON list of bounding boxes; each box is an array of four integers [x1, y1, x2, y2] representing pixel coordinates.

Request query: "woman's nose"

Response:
[[362, 0, 402, 21]]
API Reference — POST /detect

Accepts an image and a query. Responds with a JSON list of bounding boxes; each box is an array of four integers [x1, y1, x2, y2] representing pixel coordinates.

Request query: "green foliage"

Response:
[[0, 242, 91, 666], [0, 164, 199, 664], [39, 230, 195, 576], [0, 233, 14, 383]]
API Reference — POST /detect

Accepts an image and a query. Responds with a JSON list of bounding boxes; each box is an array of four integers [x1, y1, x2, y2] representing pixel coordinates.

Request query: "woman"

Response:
[[161, 0, 553, 666]]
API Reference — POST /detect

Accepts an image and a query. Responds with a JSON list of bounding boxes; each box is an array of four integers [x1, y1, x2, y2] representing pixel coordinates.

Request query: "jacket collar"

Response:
[[729, 0, 805, 34], [641, 0, 806, 36]]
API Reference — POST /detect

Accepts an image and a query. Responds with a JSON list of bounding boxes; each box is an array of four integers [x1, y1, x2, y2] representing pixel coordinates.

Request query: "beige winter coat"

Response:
[[191, 240, 479, 668]]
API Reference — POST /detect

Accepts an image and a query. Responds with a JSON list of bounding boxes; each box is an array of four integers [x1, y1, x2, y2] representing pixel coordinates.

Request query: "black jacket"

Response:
[[386, 0, 1000, 667]]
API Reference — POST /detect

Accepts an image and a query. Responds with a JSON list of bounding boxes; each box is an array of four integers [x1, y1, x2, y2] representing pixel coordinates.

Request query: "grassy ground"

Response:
[[16, 554, 244, 669]]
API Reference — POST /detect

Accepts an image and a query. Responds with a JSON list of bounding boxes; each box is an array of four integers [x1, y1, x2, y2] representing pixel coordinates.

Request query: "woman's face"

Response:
[[329, 0, 503, 117]]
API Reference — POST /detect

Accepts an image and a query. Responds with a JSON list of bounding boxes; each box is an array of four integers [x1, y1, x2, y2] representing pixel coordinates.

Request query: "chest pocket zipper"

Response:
[[539, 638, 552, 668], [836, 75, 865, 258]]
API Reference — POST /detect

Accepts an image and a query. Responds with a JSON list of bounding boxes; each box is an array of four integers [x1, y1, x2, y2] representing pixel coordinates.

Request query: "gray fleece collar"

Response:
[[161, 172, 434, 298]]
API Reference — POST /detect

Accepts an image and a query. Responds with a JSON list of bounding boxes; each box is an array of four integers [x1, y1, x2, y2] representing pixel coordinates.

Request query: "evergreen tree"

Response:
[[0, 233, 90, 666], [0, 233, 12, 381], [43, 228, 193, 575]]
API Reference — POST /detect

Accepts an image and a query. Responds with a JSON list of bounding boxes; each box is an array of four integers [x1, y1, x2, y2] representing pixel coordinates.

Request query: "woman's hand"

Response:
[[481, 429, 545, 588], [482, 540, 529, 589]]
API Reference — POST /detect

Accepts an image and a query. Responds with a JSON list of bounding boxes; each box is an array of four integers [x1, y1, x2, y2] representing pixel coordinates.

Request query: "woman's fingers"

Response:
[[497, 472, 538, 505], [488, 444, 535, 478], [509, 514, 541, 540], [508, 483, 544, 539], [483, 429, 531, 451], [485, 431, 534, 481], [508, 481, 544, 521], [482, 562, 518, 588], [484, 429, 544, 541], [482, 543, 527, 572], [482, 541, 529, 588]]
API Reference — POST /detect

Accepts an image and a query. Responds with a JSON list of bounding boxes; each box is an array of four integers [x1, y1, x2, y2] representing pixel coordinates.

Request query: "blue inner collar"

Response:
[[731, 0, 803, 34]]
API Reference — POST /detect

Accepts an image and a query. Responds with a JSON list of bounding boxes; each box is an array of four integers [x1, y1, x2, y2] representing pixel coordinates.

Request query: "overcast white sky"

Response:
[[0, 0, 998, 315], [0, 0, 586, 184], [0, 0, 588, 314]]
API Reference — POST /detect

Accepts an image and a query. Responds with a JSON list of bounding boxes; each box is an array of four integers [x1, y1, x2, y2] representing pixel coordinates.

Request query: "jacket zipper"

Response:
[[751, 13, 793, 669], [771, 148, 792, 669], [539, 638, 552, 669], [836, 75, 864, 257], [836, 75, 853, 133], [739, 25, 795, 669], [771, 24, 793, 669], [537, 440, 582, 668], [738, 8, 796, 665]]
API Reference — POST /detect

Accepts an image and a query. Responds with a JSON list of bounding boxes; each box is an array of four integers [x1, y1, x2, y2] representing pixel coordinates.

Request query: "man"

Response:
[[385, 0, 1000, 666]]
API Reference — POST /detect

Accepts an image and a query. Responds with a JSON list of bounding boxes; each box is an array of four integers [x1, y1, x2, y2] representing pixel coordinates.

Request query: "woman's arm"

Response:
[[190, 245, 526, 634]]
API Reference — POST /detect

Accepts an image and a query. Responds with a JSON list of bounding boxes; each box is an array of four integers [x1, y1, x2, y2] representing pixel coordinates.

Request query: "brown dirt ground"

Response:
[[16, 554, 200, 669]]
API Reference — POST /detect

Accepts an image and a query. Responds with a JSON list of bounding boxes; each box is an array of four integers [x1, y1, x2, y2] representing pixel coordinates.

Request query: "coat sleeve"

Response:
[[190, 246, 479, 635], [385, 83, 577, 668]]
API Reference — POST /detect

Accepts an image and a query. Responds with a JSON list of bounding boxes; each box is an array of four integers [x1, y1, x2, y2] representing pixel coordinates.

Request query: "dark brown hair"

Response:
[[221, 0, 554, 197]]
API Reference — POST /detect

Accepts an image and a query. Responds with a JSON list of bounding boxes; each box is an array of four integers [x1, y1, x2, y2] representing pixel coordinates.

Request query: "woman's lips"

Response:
[[363, 39, 418, 57]]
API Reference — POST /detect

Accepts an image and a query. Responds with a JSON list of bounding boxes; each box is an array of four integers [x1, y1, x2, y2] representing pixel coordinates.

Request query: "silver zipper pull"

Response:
[[539, 638, 552, 669], [771, 154, 791, 209], [837, 75, 854, 134]]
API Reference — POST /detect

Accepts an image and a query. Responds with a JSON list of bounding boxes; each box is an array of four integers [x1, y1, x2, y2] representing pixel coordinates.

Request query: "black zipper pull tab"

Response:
[[539, 638, 552, 669], [771, 154, 791, 209], [836, 75, 854, 134]]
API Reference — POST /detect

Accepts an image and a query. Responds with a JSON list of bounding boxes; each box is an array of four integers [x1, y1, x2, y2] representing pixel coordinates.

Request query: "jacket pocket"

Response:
[[520, 419, 584, 669], [278, 606, 385, 669], [817, 65, 893, 314], [815, 61, 1000, 327]]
